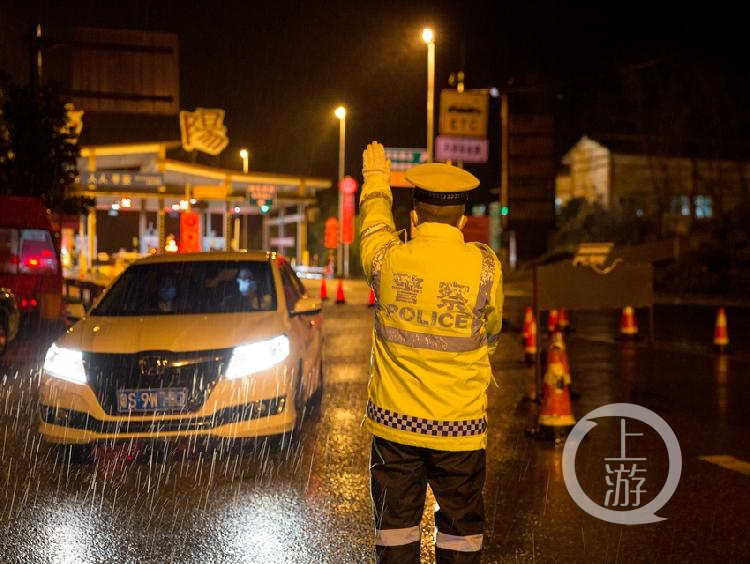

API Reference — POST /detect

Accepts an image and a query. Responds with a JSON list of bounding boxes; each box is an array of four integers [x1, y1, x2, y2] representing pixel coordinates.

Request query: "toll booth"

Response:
[[65, 141, 330, 282]]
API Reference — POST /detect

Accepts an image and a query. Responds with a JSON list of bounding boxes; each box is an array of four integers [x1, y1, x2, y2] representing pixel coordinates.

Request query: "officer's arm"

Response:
[[485, 257, 504, 355], [359, 142, 400, 282]]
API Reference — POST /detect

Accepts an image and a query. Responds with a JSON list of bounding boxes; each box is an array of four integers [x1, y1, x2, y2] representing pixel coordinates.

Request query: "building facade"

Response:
[[556, 136, 750, 234]]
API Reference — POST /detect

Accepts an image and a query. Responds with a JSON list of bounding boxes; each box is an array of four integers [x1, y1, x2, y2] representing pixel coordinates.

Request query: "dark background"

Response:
[[2, 0, 749, 221]]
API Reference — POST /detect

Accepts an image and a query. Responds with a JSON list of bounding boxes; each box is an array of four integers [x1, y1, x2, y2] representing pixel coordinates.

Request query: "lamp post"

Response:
[[239, 148, 249, 174], [238, 148, 250, 250], [422, 28, 435, 163], [334, 105, 346, 277]]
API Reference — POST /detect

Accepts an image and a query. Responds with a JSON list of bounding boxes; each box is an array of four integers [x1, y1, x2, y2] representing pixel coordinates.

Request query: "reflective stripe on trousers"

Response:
[[435, 531, 483, 552], [375, 527, 482, 551], [375, 526, 421, 546]]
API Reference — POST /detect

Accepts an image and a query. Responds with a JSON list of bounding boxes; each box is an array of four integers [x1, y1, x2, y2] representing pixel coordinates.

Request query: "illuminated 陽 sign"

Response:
[[179, 108, 229, 155]]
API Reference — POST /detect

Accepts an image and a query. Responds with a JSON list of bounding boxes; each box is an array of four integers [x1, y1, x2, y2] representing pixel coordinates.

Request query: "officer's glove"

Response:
[[362, 141, 391, 183]]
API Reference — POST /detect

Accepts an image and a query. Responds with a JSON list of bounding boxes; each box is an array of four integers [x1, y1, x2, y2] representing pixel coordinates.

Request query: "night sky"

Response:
[[2, 1, 748, 196]]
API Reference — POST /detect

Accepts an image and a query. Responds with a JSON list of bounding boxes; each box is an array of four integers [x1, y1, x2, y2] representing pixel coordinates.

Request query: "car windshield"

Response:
[[91, 260, 276, 316]]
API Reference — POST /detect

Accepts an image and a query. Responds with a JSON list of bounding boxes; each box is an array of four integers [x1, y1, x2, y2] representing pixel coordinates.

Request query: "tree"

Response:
[[0, 74, 88, 214], [551, 197, 655, 248]]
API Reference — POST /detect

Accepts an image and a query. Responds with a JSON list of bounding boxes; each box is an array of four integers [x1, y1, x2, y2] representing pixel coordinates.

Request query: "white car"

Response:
[[39, 252, 324, 460]]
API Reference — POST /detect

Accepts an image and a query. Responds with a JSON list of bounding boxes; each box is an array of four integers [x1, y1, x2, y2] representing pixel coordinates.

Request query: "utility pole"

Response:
[[449, 71, 466, 168], [500, 92, 509, 230]]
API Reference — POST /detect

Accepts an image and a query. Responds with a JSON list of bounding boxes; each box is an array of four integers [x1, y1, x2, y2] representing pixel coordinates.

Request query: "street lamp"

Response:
[[422, 28, 435, 163], [239, 148, 249, 173], [334, 105, 346, 277]]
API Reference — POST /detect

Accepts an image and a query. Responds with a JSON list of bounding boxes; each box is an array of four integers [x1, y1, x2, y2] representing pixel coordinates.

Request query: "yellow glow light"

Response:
[[334, 106, 346, 120], [422, 28, 434, 44], [240, 148, 248, 159]]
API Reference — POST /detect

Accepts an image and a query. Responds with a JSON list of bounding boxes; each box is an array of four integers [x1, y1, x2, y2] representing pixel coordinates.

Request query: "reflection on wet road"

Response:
[[1, 286, 749, 562]]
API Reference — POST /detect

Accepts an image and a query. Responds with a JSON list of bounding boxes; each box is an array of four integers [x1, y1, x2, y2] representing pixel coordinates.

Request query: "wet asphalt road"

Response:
[[0, 278, 749, 563]]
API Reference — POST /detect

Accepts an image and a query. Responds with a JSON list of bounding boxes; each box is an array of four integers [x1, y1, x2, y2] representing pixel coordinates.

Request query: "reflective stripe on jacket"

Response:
[[359, 175, 503, 451]]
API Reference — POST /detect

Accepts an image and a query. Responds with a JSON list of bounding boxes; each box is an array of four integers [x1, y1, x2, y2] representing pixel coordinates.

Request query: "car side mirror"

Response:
[[65, 302, 86, 323], [291, 295, 322, 316]]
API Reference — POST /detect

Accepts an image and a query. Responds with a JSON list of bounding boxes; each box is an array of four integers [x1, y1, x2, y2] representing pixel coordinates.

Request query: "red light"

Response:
[[30, 299, 38, 307], [41, 249, 53, 258], [338, 176, 359, 194], [21, 299, 28, 307]]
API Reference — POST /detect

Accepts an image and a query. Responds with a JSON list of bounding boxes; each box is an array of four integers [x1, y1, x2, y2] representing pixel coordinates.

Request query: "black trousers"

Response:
[[370, 436, 486, 564]]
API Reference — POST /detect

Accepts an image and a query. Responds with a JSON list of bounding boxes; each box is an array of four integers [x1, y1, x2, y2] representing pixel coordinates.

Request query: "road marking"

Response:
[[699, 455, 750, 476]]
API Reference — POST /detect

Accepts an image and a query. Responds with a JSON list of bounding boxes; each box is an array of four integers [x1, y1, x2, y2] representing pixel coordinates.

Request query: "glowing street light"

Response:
[[422, 28, 435, 162], [239, 148, 249, 173]]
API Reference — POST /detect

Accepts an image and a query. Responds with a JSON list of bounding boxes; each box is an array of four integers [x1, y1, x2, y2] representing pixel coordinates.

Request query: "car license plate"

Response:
[[117, 388, 188, 412]]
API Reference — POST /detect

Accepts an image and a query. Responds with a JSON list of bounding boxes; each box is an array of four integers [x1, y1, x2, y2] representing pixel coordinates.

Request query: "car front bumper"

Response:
[[38, 365, 298, 445]]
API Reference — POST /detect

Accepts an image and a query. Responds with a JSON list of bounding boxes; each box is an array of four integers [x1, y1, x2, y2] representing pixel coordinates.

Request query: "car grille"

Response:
[[83, 349, 232, 415]]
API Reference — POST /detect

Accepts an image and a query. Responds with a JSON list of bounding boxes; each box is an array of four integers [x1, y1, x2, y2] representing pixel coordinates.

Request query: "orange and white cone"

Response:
[[522, 306, 533, 336], [547, 309, 560, 334], [524, 317, 537, 365], [551, 330, 579, 399], [713, 307, 729, 353], [335, 279, 346, 304], [535, 343, 576, 441], [558, 308, 571, 332], [619, 306, 639, 339], [320, 278, 329, 301], [368, 287, 376, 307], [550, 331, 571, 378]]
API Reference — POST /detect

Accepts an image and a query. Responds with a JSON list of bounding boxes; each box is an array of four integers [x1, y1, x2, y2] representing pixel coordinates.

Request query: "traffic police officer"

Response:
[[359, 141, 503, 563]]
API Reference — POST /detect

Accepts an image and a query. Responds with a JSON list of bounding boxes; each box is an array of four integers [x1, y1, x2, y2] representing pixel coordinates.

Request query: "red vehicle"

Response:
[[0, 196, 63, 320]]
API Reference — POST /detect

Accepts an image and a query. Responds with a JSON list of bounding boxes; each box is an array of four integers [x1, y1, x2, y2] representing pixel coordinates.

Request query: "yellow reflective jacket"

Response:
[[359, 175, 503, 451]]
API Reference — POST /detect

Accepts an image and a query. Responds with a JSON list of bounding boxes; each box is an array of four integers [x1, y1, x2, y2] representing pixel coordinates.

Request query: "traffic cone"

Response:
[[521, 306, 533, 344], [335, 278, 346, 304], [532, 342, 576, 442], [368, 287, 376, 307], [551, 330, 580, 399], [558, 308, 572, 332], [524, 317, 537, 365], [547, 309, 560, 334], [320, 278, 329, 301], [713, 307, 729, 353], [550, 331, 570, 377], [619, 306, 639, 339]]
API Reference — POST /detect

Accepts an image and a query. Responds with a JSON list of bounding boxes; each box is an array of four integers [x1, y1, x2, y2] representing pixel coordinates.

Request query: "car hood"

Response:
[[57, 312, 287, 354]]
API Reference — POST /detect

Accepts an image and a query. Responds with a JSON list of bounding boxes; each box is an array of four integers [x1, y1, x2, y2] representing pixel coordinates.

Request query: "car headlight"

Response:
[[225, 335, 290, 380], [43, 344, 87, 385]]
